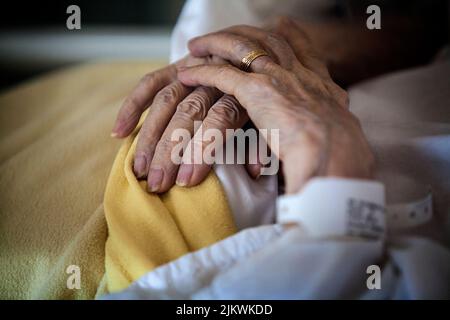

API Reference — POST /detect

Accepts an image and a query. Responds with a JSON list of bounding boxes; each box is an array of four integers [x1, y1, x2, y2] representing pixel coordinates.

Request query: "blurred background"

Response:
[[0, 0, 448, 91], [0, 0, 185, 90]]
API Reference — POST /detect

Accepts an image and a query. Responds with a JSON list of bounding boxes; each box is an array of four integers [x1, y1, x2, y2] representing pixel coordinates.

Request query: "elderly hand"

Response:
[[111, 55, 259, 193], [110, 17, 338, 194], [177, 20, 375, 194]]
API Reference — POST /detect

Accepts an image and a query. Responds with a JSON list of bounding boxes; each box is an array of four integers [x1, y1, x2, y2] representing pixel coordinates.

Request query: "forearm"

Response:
[[295, 16, 446, 87]]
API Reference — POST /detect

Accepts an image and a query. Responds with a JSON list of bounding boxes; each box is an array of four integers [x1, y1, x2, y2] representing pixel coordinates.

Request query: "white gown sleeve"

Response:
[[103, 178, 450, 299]]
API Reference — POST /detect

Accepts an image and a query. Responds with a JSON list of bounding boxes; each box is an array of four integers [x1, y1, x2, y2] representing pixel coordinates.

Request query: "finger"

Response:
[[244, 131, 280, 180], [178, 64, 294, 164], [178, 64, 282, 112], [271, 18, 348, 106], [187, 32, 279, 74], [223, 25, 302, 71], [177, 95, 248, 187], [178, 64, 255, 103], [244, 133, 263, 179], [245, 163, 262, 179], [112, 64, 176, 138], [133, 81, 192, 178], [272, 17, 330, 78], [238, 120, 263, 179], [147, 86, 222, 193]]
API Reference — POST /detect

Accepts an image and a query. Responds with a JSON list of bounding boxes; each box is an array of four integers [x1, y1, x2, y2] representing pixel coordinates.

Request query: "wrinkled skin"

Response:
[[177, 20, 374, 193], [112, 17, 374, 194]]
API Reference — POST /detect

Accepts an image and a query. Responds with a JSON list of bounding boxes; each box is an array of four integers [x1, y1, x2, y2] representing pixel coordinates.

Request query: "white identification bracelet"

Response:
[[277, 178, 386, 239]]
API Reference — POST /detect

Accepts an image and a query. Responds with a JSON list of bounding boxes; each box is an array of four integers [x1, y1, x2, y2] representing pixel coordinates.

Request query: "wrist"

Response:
[[281, 134, 375, 195]]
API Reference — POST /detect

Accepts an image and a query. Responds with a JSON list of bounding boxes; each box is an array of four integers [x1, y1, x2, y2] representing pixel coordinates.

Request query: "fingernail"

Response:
[[111, 123, 120, 137], [176, 164, 193, 187], [133, 155, 147, 178], [148, 168, 163, 192]]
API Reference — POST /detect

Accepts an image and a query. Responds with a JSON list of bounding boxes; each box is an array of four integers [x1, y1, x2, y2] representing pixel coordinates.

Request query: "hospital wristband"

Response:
[[276, 177, 386, 239]]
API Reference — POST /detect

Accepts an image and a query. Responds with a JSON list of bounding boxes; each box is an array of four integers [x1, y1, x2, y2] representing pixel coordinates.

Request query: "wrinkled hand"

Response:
[[111, 55, 255, 193], [177, 20, 375, 193], [111, 17, 328, 194]]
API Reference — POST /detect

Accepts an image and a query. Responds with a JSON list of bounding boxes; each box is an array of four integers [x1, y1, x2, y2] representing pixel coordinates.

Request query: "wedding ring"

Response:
[[239, 49, 269, 72]]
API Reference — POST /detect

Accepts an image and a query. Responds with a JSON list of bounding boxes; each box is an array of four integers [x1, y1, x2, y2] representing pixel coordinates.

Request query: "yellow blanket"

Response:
[[0, 61, 236, 299], [104, 128, 236, 292]]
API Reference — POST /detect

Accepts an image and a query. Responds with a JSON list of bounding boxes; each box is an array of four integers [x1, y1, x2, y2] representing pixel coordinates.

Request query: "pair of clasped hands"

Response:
[[111, 18, 375, 195]]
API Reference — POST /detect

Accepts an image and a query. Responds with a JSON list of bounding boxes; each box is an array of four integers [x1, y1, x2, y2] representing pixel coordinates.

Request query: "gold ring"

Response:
[[240, 49, 269, 72]]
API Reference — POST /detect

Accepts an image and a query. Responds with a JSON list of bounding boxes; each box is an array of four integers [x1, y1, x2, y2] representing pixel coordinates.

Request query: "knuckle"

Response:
[[216, 64, 233, 76], [209, 97, 243, 125], [195, 86, 218, 101], [327, 83, 349, 109], [234, 38, 256, 55], [154, 135, 177, 156], [176, 95, 208, 120], [139, 72, 155, 86], [155, 83, 181, 105], [285, 71, 299, 84], [275, 15, 293, 28], [191, 138, 205, 152], [252, 74, 276, 92], [215, 65, 235, 86], [258, 55, 279, 71], [272, 16, 295, 37], [337, 88, 350, 108], [265, 32, 285, 46], [339, 91, 350, 109], [135, 144, 154, 161], [121, 96, 143, 119], [218, 95, 241, 111], [139, 125, 159, 146]]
